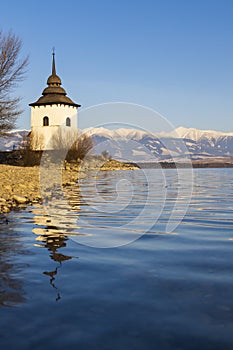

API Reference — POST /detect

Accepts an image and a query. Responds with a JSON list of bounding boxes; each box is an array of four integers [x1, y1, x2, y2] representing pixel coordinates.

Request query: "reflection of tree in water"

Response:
[[0, 216, 27, 307]]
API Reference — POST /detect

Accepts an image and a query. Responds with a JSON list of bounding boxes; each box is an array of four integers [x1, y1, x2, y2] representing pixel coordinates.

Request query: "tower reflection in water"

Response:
[[32, 195, 81, 301]]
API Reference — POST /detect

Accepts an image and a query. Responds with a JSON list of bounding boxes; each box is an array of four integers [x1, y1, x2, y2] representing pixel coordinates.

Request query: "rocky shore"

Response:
[[0, 165, 39, 213], [0, 160, 138, 214]]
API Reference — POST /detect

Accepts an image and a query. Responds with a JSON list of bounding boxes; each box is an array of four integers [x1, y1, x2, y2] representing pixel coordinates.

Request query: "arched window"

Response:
[[66, 117, 71, 127], [43, 116, 49, 126]]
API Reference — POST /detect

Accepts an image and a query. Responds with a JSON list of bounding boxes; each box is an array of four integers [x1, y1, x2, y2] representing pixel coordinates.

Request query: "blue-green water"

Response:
[[0, 169, 233, 350]]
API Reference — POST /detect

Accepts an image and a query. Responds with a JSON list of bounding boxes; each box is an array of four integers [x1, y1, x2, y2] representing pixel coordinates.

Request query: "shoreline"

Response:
[[1, 159, 232, 215], [0, 160, 138, 214]]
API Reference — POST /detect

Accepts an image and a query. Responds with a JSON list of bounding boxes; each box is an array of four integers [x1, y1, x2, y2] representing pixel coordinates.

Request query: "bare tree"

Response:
[[0, 30, 28, 133], [50, 128, 93, 162]]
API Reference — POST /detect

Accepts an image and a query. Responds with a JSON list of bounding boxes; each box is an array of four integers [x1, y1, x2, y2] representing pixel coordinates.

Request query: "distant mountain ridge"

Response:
[[1, 127, 233, 161], [171, 126, 233, 141], [84, 126, 233, 141], [83, 126, 233, 161]]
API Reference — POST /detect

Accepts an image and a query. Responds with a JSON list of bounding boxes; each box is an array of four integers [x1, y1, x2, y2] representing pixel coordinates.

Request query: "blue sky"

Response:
[[1, 0, 233, 132]]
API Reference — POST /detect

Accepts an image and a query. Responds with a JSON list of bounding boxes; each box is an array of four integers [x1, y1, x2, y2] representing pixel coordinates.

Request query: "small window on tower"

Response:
[[43, 116, 49, 126], [66, 117, 71, 127]]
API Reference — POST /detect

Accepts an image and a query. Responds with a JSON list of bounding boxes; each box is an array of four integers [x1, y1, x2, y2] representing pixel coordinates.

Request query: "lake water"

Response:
[[0, 168, 233, 350]]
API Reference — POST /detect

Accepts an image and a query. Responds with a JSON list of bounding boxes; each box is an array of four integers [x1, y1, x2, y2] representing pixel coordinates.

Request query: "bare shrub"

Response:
[[30, 131, 44, 150], [19, 131, 43, 166], [50, 129, 93, 163]]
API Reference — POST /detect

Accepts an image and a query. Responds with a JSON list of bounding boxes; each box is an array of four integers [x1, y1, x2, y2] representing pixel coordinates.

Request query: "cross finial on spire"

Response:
[[52, 47, 56, 75]]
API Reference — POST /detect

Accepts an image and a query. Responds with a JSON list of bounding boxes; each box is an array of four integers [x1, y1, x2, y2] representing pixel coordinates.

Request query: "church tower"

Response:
[[29, 53, 80, 149]]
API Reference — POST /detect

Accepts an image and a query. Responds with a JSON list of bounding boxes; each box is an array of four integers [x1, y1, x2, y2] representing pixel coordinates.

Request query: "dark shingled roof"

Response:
[[29, 53, 81, 108]]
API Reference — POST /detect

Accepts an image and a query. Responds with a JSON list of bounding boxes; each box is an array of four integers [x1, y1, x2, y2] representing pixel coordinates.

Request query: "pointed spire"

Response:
[[52, 47, 56, 75], [29, 49, 81, 107]]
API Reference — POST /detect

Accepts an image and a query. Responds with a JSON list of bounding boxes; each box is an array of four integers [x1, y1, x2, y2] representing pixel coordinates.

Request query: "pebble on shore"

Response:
[[0, 160, 138, 214]]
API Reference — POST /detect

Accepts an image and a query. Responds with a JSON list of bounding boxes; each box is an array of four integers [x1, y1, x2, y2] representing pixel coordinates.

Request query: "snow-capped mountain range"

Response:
[[170, 126, 233, 141], [84, 126, 233, 162], [1, 127, 233, 162]]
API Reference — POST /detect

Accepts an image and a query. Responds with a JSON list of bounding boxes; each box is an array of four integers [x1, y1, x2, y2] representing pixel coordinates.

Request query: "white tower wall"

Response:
[[30, 104, 78, 150], [31, 104, 77, 128]]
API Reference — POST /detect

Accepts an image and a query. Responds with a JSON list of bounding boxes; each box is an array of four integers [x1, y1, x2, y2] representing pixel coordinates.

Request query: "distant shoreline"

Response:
[[135, 158, 233, 169]]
